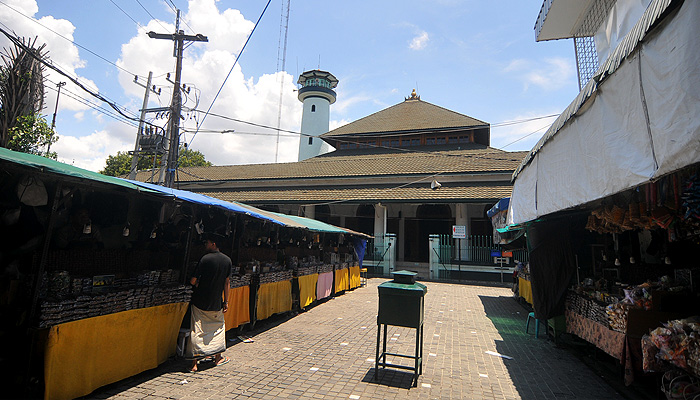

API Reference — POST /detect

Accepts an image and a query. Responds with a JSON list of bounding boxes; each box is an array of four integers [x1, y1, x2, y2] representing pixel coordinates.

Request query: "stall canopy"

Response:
[[124, 180, 371, 238], [0, 147, 155, 193], [508, 0, 699, 226]]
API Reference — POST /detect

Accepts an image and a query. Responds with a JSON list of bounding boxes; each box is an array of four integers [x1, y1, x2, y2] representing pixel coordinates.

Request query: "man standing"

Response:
[[186, 233, 231, 372]]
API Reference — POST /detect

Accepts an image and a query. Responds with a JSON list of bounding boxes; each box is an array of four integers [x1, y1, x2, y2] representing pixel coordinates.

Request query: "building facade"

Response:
[[137, 79, 527, 272]]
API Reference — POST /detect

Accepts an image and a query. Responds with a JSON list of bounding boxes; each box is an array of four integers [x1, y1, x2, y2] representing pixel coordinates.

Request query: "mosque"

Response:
[[139, 70, 526, 271]]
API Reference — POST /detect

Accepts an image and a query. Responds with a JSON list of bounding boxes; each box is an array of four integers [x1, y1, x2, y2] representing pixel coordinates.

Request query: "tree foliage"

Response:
[[0, 37, 50, 152], [100, 146, 212, 177], [7, 113, 57, 159]]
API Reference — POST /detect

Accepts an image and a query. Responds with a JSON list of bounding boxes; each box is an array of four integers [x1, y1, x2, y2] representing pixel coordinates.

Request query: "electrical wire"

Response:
[[0, 26, 142, 122], [134, 0, 170, 32], [187, 0, 272, 148], [0, 0, 143, 79], [108, 0, 144, 29]]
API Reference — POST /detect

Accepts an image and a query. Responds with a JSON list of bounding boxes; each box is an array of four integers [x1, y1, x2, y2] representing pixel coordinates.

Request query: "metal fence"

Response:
[[436, 234, 529, 265]]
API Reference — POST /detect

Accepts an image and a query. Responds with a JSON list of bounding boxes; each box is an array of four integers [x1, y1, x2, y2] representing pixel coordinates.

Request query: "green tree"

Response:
[[100, 146, 211, 177], [0, 37, 53, 155], [7, 113, 57, 159]]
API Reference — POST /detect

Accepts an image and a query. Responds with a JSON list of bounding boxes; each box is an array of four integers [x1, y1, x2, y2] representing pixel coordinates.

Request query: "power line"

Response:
[[187, 0, 272, 148], [0, 25, 145, 126], [108, 0, 144, 29], [0, 0, 143, 79], [134, 0, 170, 31]]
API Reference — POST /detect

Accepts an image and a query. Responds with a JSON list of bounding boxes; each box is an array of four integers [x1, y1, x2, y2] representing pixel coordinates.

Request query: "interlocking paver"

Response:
[[84, 279, 630, 399]]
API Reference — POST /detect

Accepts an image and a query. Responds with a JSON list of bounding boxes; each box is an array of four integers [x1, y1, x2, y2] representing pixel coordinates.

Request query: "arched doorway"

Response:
[[405, 204, 452, 262]]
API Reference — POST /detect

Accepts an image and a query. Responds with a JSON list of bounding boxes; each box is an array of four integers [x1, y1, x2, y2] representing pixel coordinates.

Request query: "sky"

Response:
[[0, 0, 579, 172]]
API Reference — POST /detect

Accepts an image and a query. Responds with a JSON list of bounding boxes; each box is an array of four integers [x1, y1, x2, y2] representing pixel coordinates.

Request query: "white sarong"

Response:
[[186, 304, 226, 359]]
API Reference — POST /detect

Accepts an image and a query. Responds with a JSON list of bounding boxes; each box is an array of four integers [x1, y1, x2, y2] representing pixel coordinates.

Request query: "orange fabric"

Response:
[[348, 266, 361, 289], [519, 277, 533, 305], [335, 268, 349, 293], [44, 302, 188, 400], [256, 280, 292, 320], [298, 273, 318, 309], [224, 285, 250, 330]]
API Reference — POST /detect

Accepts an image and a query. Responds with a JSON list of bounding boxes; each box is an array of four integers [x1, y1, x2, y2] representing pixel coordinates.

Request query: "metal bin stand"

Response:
[[375, 270, 427, 386]]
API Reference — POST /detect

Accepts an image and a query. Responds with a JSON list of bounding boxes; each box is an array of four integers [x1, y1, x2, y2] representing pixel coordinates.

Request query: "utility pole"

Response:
[[129, 72, 160, 180], [147, 9, 207, 187], [47, 81, 66, 153]]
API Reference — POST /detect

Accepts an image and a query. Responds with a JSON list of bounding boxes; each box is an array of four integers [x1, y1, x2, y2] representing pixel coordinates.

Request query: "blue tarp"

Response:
[[122, 179, 291, 226], [487, 198, 510, 218]]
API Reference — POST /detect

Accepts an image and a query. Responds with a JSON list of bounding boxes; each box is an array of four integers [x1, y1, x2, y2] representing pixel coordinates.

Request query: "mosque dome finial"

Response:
[[405, 89, 420, 101]]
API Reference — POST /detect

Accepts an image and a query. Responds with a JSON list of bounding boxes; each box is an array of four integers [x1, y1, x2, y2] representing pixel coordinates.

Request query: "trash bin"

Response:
[[375, 270, 427, 385]]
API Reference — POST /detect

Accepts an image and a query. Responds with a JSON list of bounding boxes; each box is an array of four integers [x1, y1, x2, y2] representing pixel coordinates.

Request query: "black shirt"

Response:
[[190, 251, 232, 311]]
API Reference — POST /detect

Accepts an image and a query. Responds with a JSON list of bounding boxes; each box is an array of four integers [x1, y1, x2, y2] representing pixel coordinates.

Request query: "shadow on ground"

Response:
[[478, 294, 660, 400]]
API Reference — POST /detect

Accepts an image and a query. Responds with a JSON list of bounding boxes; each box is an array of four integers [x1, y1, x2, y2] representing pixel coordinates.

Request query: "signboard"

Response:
[[502, 251, 513, 257], [493, 257, 511, 264], [490, 250, 502, 257], [452, 225, 466, 239]]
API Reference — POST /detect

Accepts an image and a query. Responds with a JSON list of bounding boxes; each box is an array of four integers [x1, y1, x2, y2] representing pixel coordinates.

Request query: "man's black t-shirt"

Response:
[[190, 251, 232, 311]]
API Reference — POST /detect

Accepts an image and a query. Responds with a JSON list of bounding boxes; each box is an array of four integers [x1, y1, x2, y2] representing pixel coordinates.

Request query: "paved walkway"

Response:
[[85, 279, 627, 400]]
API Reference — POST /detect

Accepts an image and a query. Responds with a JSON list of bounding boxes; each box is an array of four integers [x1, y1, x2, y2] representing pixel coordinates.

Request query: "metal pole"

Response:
[[129, 71, 154, 180], [47, 82, 65, 153]]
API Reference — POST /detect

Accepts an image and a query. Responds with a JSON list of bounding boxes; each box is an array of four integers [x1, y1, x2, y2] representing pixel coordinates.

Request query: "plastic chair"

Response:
[[526, 312, 546, 338]]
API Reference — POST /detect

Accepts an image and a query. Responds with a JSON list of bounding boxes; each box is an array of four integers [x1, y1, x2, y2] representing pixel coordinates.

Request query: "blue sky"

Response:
[[0, 0, 579, 172]]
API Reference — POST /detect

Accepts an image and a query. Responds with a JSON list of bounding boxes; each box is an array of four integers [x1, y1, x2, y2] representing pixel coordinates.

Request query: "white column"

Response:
[[374, 203, 387, 241], [455, 203, 469, 261]]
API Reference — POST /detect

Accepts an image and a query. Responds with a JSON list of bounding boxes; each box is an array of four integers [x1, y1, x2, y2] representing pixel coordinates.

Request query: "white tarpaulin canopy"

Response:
[[508, 0, 700, 226]]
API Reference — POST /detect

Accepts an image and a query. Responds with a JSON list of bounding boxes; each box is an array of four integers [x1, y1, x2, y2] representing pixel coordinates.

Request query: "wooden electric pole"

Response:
[[147, 10, 207, 187]]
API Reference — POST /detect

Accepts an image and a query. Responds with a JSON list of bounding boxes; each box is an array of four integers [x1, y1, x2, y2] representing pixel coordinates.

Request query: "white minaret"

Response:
[[297, 70, 338, 161]]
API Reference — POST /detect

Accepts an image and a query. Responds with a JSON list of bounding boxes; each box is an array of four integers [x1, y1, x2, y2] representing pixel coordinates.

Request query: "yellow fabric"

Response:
[[519, 277, 533, 305], [335, 268, 349, 293], [224, 285, 250, 330], [348, 266, 361, 289], [256, 280, 292, 320], [298, 273, 318, 309], [44, 302, 188, 400]]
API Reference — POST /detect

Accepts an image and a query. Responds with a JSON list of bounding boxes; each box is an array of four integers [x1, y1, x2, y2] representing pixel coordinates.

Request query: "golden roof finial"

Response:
[[405, 89, 420, 101]]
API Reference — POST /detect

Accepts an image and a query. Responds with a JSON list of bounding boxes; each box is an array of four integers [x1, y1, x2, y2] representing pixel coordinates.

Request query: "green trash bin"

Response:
[[375, 270, 427, 385]]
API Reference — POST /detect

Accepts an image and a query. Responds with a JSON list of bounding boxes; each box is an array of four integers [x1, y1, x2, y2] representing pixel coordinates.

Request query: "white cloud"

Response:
[[53, 129, 132, 172], [0, 0, 95, 116], [409, 30, 429, 50], [504, 57, 574, 91], [490, 112, 559, 151]]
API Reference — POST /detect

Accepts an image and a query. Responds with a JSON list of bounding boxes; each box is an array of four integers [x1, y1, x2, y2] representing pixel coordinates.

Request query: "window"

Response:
[[426, 138, 435, 145], [436, 137, 446, 145], [311, 105, 316, 112], [308, 137, 313, 145], [411, 138, 420, 146]]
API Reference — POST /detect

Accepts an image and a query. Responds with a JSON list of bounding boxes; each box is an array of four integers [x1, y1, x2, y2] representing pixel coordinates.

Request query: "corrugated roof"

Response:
[[199, 183, 514, 204], [321, 98, 488, 138], [513, 0, 681, 181], [134, 146, 527, 183]]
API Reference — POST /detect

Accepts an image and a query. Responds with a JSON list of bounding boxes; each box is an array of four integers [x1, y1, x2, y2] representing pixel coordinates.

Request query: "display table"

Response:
[[335, 267, 349, 294], [298, 273, 318, 309], [566, 309, 644, 385], [43, 302, 188, 400], [349, 265, 361, 289], [518, 277, 533, 305], [256, 280, 292, 320], [317, 271, 333, 300], [224, 286, 250, 330]]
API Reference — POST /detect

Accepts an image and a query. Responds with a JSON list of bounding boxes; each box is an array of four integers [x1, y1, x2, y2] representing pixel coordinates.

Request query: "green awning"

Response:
[[0, 147, 152, 192]]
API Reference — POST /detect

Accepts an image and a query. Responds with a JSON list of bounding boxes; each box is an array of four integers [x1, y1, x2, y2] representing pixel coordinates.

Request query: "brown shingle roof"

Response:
[[321, 98, 488, 137], [200, 182, 513, 204], [134, 146, 527, 183]]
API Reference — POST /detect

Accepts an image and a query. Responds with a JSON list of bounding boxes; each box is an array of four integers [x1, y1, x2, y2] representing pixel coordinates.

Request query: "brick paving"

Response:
[[85, 279, 627, 400]]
